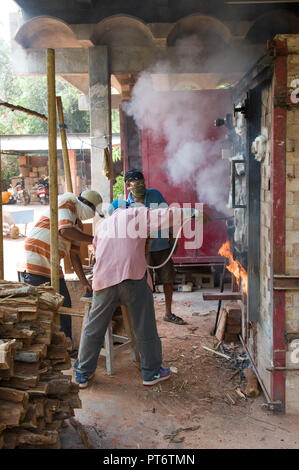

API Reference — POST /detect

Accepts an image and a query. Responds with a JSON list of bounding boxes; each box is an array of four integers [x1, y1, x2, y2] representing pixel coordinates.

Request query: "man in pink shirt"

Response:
[[73, 200, 197, 388]]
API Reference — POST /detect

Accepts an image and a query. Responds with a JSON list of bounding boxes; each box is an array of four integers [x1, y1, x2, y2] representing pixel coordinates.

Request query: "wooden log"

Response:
[[43, 378, 72, 395], [203, 293, 242, 301], [20, 404, 38, 429], [2, 430, 17, 449], [7, 361, 40, 389], [38, 360, 51, 375], [0, 400, 26, 426], [60, 393, 82, 409], [38, 292, 64, 312], [52, 358, 71, 371], [0, 306, 20, 323], [14, 429, 60, 448], [26, 383, 49, 396], [30, 397, 45, 418], [0, 387, 29, 406], [51, 330, 67, 345], [0, 285, 38, 297], [38, 309, 55, 321], [0, 325, 36, 343], [47, 344, 67, 359], [37, 417, 46, 429], [14, 344, 47, 363], [243, 368, 260, 397], [19, 312, 39, 322], [0, 339, 15, 370], [215, 308, 228, 342]]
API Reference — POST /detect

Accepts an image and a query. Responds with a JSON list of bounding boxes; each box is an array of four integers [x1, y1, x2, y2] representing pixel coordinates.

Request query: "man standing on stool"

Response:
[[74, 200, 198, 388], [125, 169, 186, 325]]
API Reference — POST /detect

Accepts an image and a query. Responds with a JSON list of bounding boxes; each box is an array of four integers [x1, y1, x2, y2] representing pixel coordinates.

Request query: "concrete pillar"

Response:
[[89, 46, 112, 204]]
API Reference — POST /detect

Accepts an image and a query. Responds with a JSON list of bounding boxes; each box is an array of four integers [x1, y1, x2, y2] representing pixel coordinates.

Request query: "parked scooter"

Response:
[[15, 176, 30, 205], [36, 176, 49, 205]]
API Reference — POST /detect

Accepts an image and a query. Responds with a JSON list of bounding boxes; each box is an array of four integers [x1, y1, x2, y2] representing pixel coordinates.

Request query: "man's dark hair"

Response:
[[124, 168, 144, 183]]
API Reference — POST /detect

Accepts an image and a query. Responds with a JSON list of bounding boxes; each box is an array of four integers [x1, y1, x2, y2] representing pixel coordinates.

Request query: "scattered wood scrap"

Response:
[[243, 368, 260, 398]]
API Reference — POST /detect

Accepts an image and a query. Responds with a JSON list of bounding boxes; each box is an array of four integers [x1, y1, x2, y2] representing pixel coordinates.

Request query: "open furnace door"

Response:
[[141, 89, 232, 264]]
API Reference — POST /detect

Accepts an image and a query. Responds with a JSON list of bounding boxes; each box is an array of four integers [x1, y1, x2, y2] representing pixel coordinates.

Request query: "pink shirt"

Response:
[[92, 206, 184, 291]]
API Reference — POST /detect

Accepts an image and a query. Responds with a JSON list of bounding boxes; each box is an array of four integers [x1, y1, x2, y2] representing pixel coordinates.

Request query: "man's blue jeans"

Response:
[[20, 271, 72, 339], [73, 275, 162, 381]]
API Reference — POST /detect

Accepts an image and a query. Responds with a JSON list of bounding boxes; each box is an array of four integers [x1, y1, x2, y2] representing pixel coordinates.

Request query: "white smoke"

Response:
[[124, 35, 232, 214]]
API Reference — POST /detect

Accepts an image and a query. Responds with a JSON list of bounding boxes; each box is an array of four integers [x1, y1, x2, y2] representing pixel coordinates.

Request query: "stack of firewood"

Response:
[[0, 281, 81, 449]]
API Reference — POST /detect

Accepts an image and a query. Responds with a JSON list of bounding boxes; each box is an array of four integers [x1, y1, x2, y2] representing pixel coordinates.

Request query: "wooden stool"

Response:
[[80, 297, 140, 375]]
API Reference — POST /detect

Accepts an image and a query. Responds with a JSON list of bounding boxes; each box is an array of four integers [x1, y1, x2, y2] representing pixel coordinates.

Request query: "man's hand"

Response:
[[83, 283, 92, 295]]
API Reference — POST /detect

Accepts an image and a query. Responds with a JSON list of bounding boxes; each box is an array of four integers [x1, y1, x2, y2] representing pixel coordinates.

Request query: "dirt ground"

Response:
[[2, 219, 299, 450], [59, 292, 299, 450]]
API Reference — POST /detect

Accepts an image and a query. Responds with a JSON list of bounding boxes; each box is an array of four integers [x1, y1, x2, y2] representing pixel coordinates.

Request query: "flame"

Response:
[[218, 240, 248, 295]]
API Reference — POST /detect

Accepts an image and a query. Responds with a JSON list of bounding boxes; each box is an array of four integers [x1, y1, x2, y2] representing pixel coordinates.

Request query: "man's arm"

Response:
[[60, 227, 93, 244], [69, 250, 92, 293]]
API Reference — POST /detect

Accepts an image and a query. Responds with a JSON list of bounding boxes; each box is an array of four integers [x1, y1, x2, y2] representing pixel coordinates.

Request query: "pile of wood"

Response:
[[0, 281, 81, 449], [215, 302, 242, 343]]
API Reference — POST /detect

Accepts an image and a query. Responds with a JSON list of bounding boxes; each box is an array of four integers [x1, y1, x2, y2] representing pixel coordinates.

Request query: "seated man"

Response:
[[73, 199, 198, 389]]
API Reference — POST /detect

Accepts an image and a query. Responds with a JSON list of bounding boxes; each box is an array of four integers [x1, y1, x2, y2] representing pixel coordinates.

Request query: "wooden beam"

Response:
[[203, 293, 243, 301], [56, 97, 73, 193], [47, 49, 59, 325], [0, 101, 47, 121]]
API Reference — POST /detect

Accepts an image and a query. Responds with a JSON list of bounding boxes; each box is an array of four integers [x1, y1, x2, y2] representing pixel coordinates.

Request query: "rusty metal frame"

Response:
[[271, 38, 288, 411]]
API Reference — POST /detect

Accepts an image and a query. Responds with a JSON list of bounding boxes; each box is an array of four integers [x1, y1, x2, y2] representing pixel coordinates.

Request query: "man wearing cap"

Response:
[[74, 199, 199, 388], [20, 190, 103, 340], [124, 169, 186, 325]]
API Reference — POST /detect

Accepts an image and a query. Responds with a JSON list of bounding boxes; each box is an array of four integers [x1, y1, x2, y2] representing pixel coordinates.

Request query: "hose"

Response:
[[146, 217, 193, 271]]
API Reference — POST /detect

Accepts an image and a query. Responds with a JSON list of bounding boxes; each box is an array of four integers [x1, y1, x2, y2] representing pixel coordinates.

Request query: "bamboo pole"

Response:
[[0, 139, 4, 280], [47, 49, 60, 325], [56, 96, 73, 193]]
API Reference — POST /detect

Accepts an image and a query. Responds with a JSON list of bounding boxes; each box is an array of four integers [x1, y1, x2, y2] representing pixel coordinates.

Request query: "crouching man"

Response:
[[20, 190, 103, 340], [73, 200, 198, 388]]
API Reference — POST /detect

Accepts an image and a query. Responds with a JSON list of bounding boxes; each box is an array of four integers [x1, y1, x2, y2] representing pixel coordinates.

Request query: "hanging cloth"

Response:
[[102, 147, 114, 180]]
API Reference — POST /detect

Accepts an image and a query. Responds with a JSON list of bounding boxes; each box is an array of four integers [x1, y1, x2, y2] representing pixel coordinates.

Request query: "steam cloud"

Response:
[[124, 34, 232, 214]]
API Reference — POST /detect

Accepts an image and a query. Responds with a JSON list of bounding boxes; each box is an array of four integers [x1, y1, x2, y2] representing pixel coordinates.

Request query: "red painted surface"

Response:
[[141, 90, 232, 264], [271, 38, 288, 408]]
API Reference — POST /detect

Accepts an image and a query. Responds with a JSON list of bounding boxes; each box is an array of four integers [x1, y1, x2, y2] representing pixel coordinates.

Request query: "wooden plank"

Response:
[[0, 387, 29, 406], [203, 293, 242, 301], [215, 308, 228, 342], [0, 400, 26, 426]]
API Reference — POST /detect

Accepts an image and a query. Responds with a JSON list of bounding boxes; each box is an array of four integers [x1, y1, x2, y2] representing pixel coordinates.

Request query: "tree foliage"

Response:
[[0, 37, 90, 135]]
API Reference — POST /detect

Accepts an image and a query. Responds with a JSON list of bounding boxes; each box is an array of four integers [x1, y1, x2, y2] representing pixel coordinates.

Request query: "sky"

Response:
[[0, 0, 20, 42]]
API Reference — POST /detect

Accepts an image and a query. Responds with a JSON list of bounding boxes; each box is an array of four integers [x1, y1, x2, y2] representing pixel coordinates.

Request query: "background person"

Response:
[[125, 168, 186, 325]]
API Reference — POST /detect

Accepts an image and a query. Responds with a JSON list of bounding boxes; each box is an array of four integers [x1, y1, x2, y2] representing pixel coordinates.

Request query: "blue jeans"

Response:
[[73, 275, 162, 381], [19, 271, 72, 339]]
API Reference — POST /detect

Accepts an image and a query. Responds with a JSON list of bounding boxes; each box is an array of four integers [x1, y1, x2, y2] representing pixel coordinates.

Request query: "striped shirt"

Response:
[[23, 201, 81, 278]]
